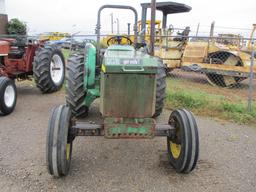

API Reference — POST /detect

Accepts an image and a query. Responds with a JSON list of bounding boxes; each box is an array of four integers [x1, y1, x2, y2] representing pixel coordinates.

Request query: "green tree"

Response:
[[7, 18, 27, 35]]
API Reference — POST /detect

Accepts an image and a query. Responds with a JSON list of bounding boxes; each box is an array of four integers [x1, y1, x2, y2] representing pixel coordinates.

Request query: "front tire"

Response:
[[46, 105, 73, 177], [167, 109, 199, 173], [0, 76, 17, 115], [33, 45, 65, 93]]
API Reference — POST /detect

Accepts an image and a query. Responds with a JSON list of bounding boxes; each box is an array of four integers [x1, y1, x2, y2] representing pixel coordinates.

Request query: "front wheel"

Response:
[[33, 45, 65, 93], [0, 76, 17, 115], [46, 105, 73, 177], [167, 109, 199, 173]]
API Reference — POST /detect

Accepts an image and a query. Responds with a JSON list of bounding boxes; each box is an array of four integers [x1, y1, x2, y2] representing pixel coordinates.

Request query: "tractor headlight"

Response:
[[27, 39, 39, 45]]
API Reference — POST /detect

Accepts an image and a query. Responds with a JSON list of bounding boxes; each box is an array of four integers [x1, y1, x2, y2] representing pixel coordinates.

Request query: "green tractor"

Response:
[[46, 4, 199, 177]]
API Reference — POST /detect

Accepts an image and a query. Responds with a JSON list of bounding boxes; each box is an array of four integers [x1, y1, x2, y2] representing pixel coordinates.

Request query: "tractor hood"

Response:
[[102, 45, 159, 74]]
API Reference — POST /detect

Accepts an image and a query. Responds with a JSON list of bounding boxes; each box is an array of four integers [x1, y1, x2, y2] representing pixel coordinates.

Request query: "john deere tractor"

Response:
[[46, 4, 199, 177]]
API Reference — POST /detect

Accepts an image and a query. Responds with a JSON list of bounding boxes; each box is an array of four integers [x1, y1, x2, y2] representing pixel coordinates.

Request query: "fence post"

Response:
[[248, 40, 255, 112]]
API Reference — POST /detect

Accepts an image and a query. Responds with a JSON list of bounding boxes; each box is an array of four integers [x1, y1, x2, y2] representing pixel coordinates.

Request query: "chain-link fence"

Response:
[[153, 34, 255, 124]]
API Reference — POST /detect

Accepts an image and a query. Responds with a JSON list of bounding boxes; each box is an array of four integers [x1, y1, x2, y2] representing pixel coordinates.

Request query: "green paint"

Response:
[[111, 126, 149, 134], [81, 43, 158, 122], [100, 72, 156, 117], [83, 44, 100, 107], [87, 44, 96, 87], [102, 45, 159, 74], [84, 44, 96, 90], [85, 88, 100, 107], [104, 117, 155, 138]]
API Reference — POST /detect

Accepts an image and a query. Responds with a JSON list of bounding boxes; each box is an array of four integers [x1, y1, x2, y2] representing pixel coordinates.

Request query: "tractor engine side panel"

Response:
[[100, 72, 156, 118]]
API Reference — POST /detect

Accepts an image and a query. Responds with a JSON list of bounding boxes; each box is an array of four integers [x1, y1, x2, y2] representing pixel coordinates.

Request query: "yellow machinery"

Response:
[[101, 2, 256, 87], [155, 23, 256, 87], [39, 32, 71, 41], [101, 20, 161, 47], [141, 2, 256, 87], [248, 24, 256, 51], [138, 20, 162, 45]]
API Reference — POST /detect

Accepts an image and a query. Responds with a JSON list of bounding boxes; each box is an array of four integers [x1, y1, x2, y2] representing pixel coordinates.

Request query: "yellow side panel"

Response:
[[183, 42, 208, 63]]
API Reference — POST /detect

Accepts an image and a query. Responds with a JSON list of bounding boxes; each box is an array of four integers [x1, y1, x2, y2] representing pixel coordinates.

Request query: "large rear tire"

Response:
[[167, 109, 199, 173], [46, 105, 73, 177], [66, 54, 88, 117], [33, 45, 65, 93], [153, 60, 166, 117], [0, 76, 17, 115]]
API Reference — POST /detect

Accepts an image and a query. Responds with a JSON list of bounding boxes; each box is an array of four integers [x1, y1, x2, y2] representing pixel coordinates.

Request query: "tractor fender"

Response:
[[0, 40, 11, 55], [84, 43, 96, 89]]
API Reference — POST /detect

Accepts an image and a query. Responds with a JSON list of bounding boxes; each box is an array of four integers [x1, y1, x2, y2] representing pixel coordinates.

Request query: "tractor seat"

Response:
[[8, 48, 25, 59], [10, 37, 27, 47], [174, 27, 190, 41]]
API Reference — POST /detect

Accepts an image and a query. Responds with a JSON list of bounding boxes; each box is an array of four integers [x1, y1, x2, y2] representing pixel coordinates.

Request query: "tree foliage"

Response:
[[7, 18, 27, 35]]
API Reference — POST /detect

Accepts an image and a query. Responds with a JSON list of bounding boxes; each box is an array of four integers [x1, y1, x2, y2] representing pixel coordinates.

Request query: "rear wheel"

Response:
[[0, 76, 17, 115], [46, 105, 73, 177], [167, 109, 199, 173], [153, 60, 166, 117], [66, 54, 88, 117], [33, 45, 65, 93]]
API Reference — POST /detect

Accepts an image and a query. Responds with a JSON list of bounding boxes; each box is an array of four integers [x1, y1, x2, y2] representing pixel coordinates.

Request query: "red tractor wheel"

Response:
[[33, 45, 65, 93], [0, 76, 17, 115]]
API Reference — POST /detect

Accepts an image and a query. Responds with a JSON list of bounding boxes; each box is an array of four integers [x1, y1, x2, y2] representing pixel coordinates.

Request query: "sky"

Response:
[[4, 0, 256, 37]]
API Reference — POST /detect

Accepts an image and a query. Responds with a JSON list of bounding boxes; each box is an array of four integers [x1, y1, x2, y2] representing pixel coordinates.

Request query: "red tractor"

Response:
[[0, 37, 65, 115]]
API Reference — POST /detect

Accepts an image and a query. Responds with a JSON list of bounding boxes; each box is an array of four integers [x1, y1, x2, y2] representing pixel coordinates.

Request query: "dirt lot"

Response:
[[0, 82, 256, 192]]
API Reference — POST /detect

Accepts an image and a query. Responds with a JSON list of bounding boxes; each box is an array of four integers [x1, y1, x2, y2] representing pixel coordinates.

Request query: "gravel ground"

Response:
[[0, 82, 256, 192]]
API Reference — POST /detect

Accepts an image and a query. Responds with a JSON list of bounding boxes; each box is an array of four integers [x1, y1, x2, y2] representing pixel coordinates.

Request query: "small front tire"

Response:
[[167, 109, 199, 173], [46, 105, 73, 177], [0, 76, 17, 115]]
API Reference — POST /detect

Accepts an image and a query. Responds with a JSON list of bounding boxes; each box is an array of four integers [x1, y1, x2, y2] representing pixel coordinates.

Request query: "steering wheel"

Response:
[[107, 35, 133, 46], [168, 24, 174, 34]]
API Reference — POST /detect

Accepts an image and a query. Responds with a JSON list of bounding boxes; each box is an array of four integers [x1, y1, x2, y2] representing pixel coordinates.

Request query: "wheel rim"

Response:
[[4, 85, 15, 108], [50, 54, 64, 86], [66, 143, 71, 160], [170, 142, 181, 159], [169, 116, 182, 159]]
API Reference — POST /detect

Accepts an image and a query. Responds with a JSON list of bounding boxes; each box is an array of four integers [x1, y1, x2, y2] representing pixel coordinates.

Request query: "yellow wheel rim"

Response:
[[66, 143, 71, 160], [170, 142, 181, 159]]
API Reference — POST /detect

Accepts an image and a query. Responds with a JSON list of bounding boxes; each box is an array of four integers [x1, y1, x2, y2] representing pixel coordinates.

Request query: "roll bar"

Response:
[[96, 4, 138, 53]]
